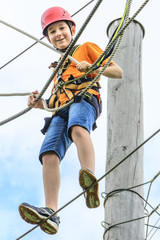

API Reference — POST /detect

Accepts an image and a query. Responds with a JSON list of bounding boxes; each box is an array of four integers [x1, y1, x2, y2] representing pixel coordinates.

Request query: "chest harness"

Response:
[[41, 45, 102, 135]]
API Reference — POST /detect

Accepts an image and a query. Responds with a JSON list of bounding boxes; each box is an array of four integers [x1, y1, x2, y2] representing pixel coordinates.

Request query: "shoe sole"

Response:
[[19, 204, 58, 234], [79, 168, 100, 208]]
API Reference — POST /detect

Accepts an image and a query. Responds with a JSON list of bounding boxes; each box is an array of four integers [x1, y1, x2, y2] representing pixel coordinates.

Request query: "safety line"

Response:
[[146, 224, 160, 230], [0, 0, 95, 70], [0, 92, 32, 96], [41, 0, 131, 103], [36, 0, 148, 113], [0, 0, 148, 125], [15, 128, 160, 240], [147, 223, 160, 240], [0, 37, 44, 70], [89, 0, 131, 70], [0, 0, 103, 126], [0, 19, 79, 65], [145, 224, 160, 229], [102, 183, 160, 217], [147, 216, 160, 239], [34, 0, 104, 100], [102, 182, 160, 240], [89, 0, 149, 71], [102, 205, 159, 233], [34, 0, 131, 113], [145, 171, 160, 239], [97, 128, 160, 183], [0, 0, 158, 239], [144, 171, 160, 210]]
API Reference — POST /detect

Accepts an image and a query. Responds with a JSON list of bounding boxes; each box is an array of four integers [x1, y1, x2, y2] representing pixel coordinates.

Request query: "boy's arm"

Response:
[[77, 61, 123, 79]]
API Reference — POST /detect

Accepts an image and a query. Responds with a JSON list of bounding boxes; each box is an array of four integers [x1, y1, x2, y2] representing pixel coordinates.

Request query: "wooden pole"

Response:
[[104, 19, 145, 240]]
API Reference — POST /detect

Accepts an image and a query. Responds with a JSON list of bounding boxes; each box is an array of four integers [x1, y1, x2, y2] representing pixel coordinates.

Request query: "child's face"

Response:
[[47, 21, 75, 50]]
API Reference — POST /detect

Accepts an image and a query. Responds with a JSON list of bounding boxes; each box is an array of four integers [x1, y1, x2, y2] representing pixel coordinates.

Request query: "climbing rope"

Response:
[[15, 128, 160, 240], [1, 0, 159, 239], [0, 0, 150, 126], [42, 0, 132, 112], [102, 205, 159, 239], [0, 0, 131, 115], [0, 0, 95, 70], [0, 0, 103, 126], [41, 0, 148, 113], [0, 19, 79, 64], [0, 93, 32, 97]]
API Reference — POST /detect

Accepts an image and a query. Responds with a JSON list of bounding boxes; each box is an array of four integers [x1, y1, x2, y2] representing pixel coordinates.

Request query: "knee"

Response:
[[42, 152, 59, 166], [71, 126, 88, 142]]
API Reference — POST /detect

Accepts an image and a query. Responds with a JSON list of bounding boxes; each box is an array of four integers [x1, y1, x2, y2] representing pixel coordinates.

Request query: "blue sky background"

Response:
[[0, 0, 160, 239]]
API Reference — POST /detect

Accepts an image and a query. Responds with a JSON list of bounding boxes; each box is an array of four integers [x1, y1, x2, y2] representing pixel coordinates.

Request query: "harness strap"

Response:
[[42, 44, 102, 134]]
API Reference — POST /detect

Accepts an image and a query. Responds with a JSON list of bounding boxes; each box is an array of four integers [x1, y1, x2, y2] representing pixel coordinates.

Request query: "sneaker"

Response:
[[79, 168, 100, 208], [19, 202, 60, 234]]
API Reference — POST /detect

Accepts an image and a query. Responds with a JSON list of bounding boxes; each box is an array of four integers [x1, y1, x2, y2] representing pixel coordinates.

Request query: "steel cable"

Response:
[[0, 0, 149, 125], [0, 0, 95, 70], [15, 128, 160, 240], [0, 0, 103, 126]]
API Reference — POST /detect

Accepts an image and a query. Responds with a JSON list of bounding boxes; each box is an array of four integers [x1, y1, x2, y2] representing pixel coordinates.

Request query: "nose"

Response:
[[56, 29, 62, 38]]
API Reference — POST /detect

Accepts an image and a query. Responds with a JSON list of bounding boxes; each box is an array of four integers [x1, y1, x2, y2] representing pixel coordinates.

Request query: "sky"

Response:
[[0, 0, 160, 240]]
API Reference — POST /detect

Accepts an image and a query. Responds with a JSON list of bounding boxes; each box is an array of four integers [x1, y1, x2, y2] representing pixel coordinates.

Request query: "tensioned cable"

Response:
[[41, 0, 148, 113], [0, 0, 145, 103], [41, 0, 131, 103], [0, 93, 32, 97], [0, 0, 103, 126], [0, 0, 129, 101], [147, 214, 160, 239], [15, 128, 160, 240], [101, 205, 159, 237], [147, 222, 160, 240], [0, 0, 150, 125], [101, 172, 160, 210], [43, 0, 131, 92], [1, 1, 158, 238], [88, 0, 149, 71], [0, 19, 79, 64], [0, 0, 95, 70], [0, 0, 131, 113]]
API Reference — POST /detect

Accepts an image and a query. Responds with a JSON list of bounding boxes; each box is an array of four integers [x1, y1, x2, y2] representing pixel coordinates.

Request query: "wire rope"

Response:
[[0, 19, 79, 64], [0, 0, 95, 70], [102, 179, 160, 217], [102, 205, 159, 238], [0, 0, 103, 126], [42, 0, 149, 114], [0, 0, 149, 126], [17, 0, 131, 114], [15, 128, 160, 240], [0, 93, 32, 97], [101, 174, 160, 238], [42, 0, 131, 103], [0, 1, 158, 238]]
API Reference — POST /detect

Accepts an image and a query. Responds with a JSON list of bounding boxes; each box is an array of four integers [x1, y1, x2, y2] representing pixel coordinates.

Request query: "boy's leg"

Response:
[[71, 125, 100, 208], [71, 125, 95, 173], [19, 111, 72, 234], [18, 152, 61, 235], [42, 152, 60, 212]]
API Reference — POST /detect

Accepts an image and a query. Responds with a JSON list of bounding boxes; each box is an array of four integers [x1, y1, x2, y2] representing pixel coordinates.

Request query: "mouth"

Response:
[[56, 38, 65, 42]]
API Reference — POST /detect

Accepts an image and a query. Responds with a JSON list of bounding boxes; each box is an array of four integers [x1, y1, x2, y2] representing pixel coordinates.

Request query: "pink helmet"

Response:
[[41, 6, 76, 36]]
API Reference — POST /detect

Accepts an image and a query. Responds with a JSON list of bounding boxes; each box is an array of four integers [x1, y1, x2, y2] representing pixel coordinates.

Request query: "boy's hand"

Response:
[[77, 61, 91, 73], [28, 90, 44, 109]]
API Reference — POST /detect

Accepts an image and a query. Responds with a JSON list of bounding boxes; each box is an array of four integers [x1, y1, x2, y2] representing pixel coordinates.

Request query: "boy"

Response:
[[19, 6, 123, 235]]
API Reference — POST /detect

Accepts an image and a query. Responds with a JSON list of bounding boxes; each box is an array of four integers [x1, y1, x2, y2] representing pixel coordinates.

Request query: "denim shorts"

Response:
[[39, 99, 97, 164]]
